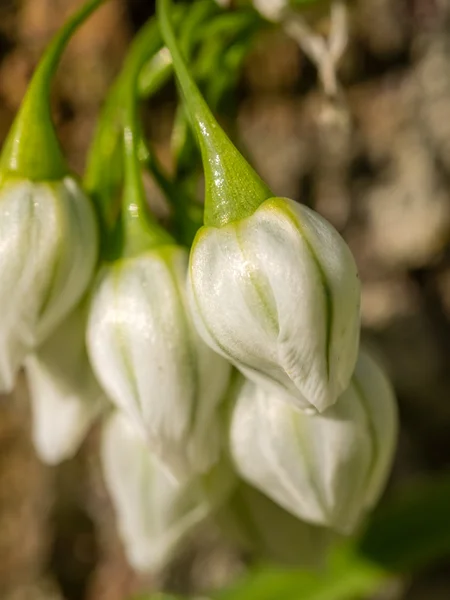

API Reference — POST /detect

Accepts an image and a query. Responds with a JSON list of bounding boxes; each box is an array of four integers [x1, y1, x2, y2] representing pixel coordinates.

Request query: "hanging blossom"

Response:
[[229, 349, 398, 533], [101, 411, 211, 572], [86, 29, 231, 480], [0, 0, 101, 392], [159, 0, 360, 413]]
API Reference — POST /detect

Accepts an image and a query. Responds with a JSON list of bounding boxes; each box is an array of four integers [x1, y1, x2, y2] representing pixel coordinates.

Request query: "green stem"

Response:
[[120, 22, 173, 257], [158, 0, 273, 228], [85, 17, 173, 257], [0, 0, 106, 182], [141, 141, 203, 246]]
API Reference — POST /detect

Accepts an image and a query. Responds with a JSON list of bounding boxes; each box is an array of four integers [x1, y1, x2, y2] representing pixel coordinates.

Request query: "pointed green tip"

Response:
[[0, 0, 106, 184], [158, 0, 273, 228], [0, 90, 68, 183], [201, 121, 272, 227]]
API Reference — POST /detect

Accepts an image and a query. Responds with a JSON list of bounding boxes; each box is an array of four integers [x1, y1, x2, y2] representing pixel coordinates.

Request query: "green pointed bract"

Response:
[[158, 0, 273, 228], [0, 0, 106, 184]]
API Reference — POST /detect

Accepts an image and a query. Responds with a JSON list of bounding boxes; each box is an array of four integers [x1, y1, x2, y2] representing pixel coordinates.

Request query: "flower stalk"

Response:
[[158, 0, 272, 227]]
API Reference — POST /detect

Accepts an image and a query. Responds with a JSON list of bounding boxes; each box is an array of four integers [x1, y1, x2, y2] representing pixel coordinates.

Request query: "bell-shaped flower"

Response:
[[218, 480, 334, 567], [189, 197, 360, 413], [86, 48, 231, 480], [158, 0, 360, 413], [0, 178, 97, 393], [25, 302, 106, 465], [229, 349, 398, 534], [88, 244, 231, 478], [0, 0, 101, 393], [101, 410, 212, 573]]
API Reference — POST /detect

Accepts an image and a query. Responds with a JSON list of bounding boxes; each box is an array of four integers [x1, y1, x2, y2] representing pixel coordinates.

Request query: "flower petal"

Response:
[[88, 246, 231, 478], [101, 411, 209, 572]]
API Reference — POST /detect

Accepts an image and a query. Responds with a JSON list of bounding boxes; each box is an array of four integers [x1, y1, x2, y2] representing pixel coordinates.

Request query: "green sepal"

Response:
[[158, 0, 273, 228], [0, 0, 105, 184]]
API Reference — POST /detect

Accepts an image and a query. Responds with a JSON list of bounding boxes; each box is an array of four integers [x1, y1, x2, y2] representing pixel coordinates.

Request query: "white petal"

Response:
[[351, 350, 398, 509], [0, 177, 97, 391], [25, 302, 106, 465], [88, 246, 231, 479], [101, 411, 209, 573], [230, 351, 397, 533], [189, 197, 360, 412]]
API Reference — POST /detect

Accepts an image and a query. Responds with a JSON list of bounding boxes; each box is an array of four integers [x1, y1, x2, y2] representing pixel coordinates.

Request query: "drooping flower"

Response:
[[0, 0, 101, 392], [189, 197, 360, 413], [86, 27, 231, 479], [101, 411, 211, 572], [158, 0, 360, 413], [88, 245, 231, 478], [230, 349, 398, 533], [0, 179, 97, 393]]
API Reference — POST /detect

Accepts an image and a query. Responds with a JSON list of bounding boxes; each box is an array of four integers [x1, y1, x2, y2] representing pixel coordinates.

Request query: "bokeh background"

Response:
[[1, 0, 450, 598]]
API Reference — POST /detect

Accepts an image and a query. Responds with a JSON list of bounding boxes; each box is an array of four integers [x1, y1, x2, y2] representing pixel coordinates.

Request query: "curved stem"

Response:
[[158, 0, 272, 228], [0, 0, 106, 182], [120, 21, 173, 256]]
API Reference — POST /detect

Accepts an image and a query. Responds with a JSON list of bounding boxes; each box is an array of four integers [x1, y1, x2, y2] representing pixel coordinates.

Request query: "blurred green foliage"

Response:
[[134, 473, 450, 600]]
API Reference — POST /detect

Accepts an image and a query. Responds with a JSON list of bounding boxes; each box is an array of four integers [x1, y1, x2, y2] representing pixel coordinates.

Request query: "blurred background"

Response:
[[1, 0, 450, 598]]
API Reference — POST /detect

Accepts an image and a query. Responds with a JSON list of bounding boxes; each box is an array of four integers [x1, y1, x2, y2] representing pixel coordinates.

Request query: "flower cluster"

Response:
[[0, 0, 398, 574]]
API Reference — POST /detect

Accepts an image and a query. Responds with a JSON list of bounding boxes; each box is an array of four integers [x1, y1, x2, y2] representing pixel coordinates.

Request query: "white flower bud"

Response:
[[0, 177, 98, 393], [219, 481, 334, 567], [25, 302, 105, 465], [189, 197, 360, 413], [230, 349, 397, 533], [101, 411, 210, 573], [87, 245, 231, 479]]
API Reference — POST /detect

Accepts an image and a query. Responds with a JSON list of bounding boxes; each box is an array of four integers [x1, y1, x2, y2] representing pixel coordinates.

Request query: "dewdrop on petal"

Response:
[[0, 0, 101, 392], [230, 349, 398, 533], [159, 0, 360, 413]]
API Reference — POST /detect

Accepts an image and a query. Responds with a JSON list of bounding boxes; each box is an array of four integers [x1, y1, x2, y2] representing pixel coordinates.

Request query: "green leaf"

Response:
[[216, 547, 389, 600], [129, 595, 183, 600], [359, 474, 450, 572], [129, 595, 210, 600]]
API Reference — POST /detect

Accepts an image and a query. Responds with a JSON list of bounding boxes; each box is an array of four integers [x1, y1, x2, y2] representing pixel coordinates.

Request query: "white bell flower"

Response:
[[87, 244, 232, 480], [25, 302, 105, 465], [229, 349, 398, 533], [0, 177, 98, 393], [101, 411, 210, 573], [189, 197, 360, 413]]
